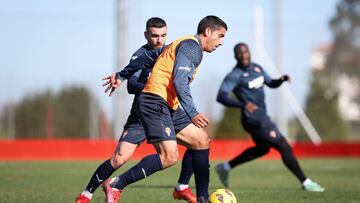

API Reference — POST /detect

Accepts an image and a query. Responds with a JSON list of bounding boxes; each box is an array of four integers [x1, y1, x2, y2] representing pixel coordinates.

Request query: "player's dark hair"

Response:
[[234, 42, 249, 53], [197, 15, 228, 34], [146, 17, 167, 31]]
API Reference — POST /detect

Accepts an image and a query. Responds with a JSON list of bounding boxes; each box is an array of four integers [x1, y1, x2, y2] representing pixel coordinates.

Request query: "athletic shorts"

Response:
[[118, 99, 146, 144], [242, 117, 283, 146], [119, 124, 146, 145], [137, 93, 192, 143]]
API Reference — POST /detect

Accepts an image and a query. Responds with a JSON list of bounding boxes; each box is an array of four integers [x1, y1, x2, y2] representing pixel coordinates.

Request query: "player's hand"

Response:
[[102, 73, 122, 96], [281, 74, 291, 83], [245, 102, 258, 113], [192, 113, 210, 128]]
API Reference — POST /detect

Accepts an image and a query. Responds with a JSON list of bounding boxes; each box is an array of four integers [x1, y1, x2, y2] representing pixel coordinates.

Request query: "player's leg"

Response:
[[215, 124, 270, 187], [111, 126, 145, 168], [109, 140, 178, 190], [75, 141, 137, 203], [176, 123, 211, 202], [76, 126, 145, 203], [267, 122, 324, 192], [102, 127, 146, 203], [169, 108, 196, 202], [172, 108, 197, 193], [108, 95, 180, 196], [172, 148, 196, 202]]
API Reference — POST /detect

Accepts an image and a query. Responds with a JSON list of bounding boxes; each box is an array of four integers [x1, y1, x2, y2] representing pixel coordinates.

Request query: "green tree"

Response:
[[12, 85, 95, 138], [328, 0, 360, 78], [326, 0, 360, 138], [54, 86, 90, 138], [296, 71, 349, 140], [14, 91, 54, 138], [215, 107, 248, 139]]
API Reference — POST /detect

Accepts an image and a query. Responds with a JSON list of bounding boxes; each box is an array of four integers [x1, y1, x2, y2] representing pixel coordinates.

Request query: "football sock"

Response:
[[113, 154, 163, 190], [192, 149, 210, 201], [177, 149, 193, 185], [273, 137, 307, 182], [85, 159, 115, 193], [229, 146, 269, 168]]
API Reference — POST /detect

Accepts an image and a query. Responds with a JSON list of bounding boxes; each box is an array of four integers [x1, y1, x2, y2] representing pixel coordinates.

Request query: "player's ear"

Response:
[[144, 31, 147, 39], [204, 27, 212, 37]]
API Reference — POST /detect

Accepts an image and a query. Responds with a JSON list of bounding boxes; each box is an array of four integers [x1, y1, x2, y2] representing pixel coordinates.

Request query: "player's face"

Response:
[[203, 27, 227, 53], [144, 26, 167, 49], [235, 45, 251, 67]]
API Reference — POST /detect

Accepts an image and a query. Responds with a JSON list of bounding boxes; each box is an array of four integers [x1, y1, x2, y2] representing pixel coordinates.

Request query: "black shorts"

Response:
[[242, 117, 283, 147], [118, 98, 146, 144], [137, 93, 192, 143], [119, 124, 146, 145]]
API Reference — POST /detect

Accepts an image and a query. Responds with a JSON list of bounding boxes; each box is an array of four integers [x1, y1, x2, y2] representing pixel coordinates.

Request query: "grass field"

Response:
[[1, 159, 360, 203]]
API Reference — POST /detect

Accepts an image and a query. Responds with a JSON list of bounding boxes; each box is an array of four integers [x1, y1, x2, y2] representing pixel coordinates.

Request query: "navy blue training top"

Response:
[[126, 44, 154, 95], [217, 62, 285, 123]]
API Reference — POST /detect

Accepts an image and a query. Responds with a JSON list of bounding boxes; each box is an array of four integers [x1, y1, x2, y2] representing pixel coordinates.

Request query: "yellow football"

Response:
[[209, 188, 237, 203]]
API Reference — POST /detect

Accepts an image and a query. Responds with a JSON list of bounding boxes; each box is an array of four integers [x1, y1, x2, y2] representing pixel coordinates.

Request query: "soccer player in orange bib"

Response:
[[102, 15, 227, 203]]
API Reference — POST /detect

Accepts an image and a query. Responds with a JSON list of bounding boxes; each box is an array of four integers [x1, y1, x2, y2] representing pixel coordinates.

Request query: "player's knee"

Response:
[[274, 136, 292, 153], [160, 151, 179, 168], [111, 154, 128, 169], [192, 131, 211, 150]]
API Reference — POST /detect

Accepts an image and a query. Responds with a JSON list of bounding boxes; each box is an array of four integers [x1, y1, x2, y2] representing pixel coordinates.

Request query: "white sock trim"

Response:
[[81, 190, 93, 199], [223, 162, 231, 171], [302, 178, 312, 186], [176, 183, 189, 191]]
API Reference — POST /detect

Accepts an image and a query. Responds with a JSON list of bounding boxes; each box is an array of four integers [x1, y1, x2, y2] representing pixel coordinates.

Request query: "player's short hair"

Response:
[[197, 15, 228, 34], [234, 42, 249, 53], [146, 17, 167, 31]]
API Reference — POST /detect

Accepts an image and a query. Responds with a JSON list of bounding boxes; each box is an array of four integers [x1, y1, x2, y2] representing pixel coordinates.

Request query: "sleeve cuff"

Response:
[[115, 72, 126, 82], [188, 110, 199, 119]]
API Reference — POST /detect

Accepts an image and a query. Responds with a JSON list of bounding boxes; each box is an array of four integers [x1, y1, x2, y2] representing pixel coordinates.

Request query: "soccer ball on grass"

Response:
[[209, 188, 237, 203]]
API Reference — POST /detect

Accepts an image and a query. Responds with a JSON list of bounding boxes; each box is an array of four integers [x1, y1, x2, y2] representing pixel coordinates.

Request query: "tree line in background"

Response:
[[294, 0, 360, 141], [0, 86, 103, 139], [0, 0, 358, 141]]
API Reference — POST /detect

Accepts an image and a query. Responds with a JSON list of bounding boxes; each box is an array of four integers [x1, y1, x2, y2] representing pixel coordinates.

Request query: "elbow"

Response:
[[126, 86, 135, 94], [216, 91, 226, 105], [127, 81, 139, 94], [127, 89, 136, 94], [216, 93, 222, 103]]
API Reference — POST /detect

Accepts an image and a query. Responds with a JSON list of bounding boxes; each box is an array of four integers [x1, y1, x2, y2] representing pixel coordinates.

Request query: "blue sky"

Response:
[[0, 0, 339, 122]]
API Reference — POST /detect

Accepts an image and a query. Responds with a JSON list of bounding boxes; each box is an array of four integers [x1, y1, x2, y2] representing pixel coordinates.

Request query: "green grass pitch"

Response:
[[1, 159, 359, 202]]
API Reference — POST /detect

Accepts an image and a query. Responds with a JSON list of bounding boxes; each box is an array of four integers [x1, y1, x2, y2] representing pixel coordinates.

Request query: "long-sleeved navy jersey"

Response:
[[122, 44, 164, 128], [217, 63, 285, 124], [116, 35, 202, 119], [115, 46, 164, 82], [126, 44, 153, 95]]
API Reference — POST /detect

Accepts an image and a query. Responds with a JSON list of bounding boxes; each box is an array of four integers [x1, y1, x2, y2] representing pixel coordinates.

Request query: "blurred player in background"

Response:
[[76, 17, 196, 203], [215, 42, 325, 192], [102, 15, 227, 203]]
